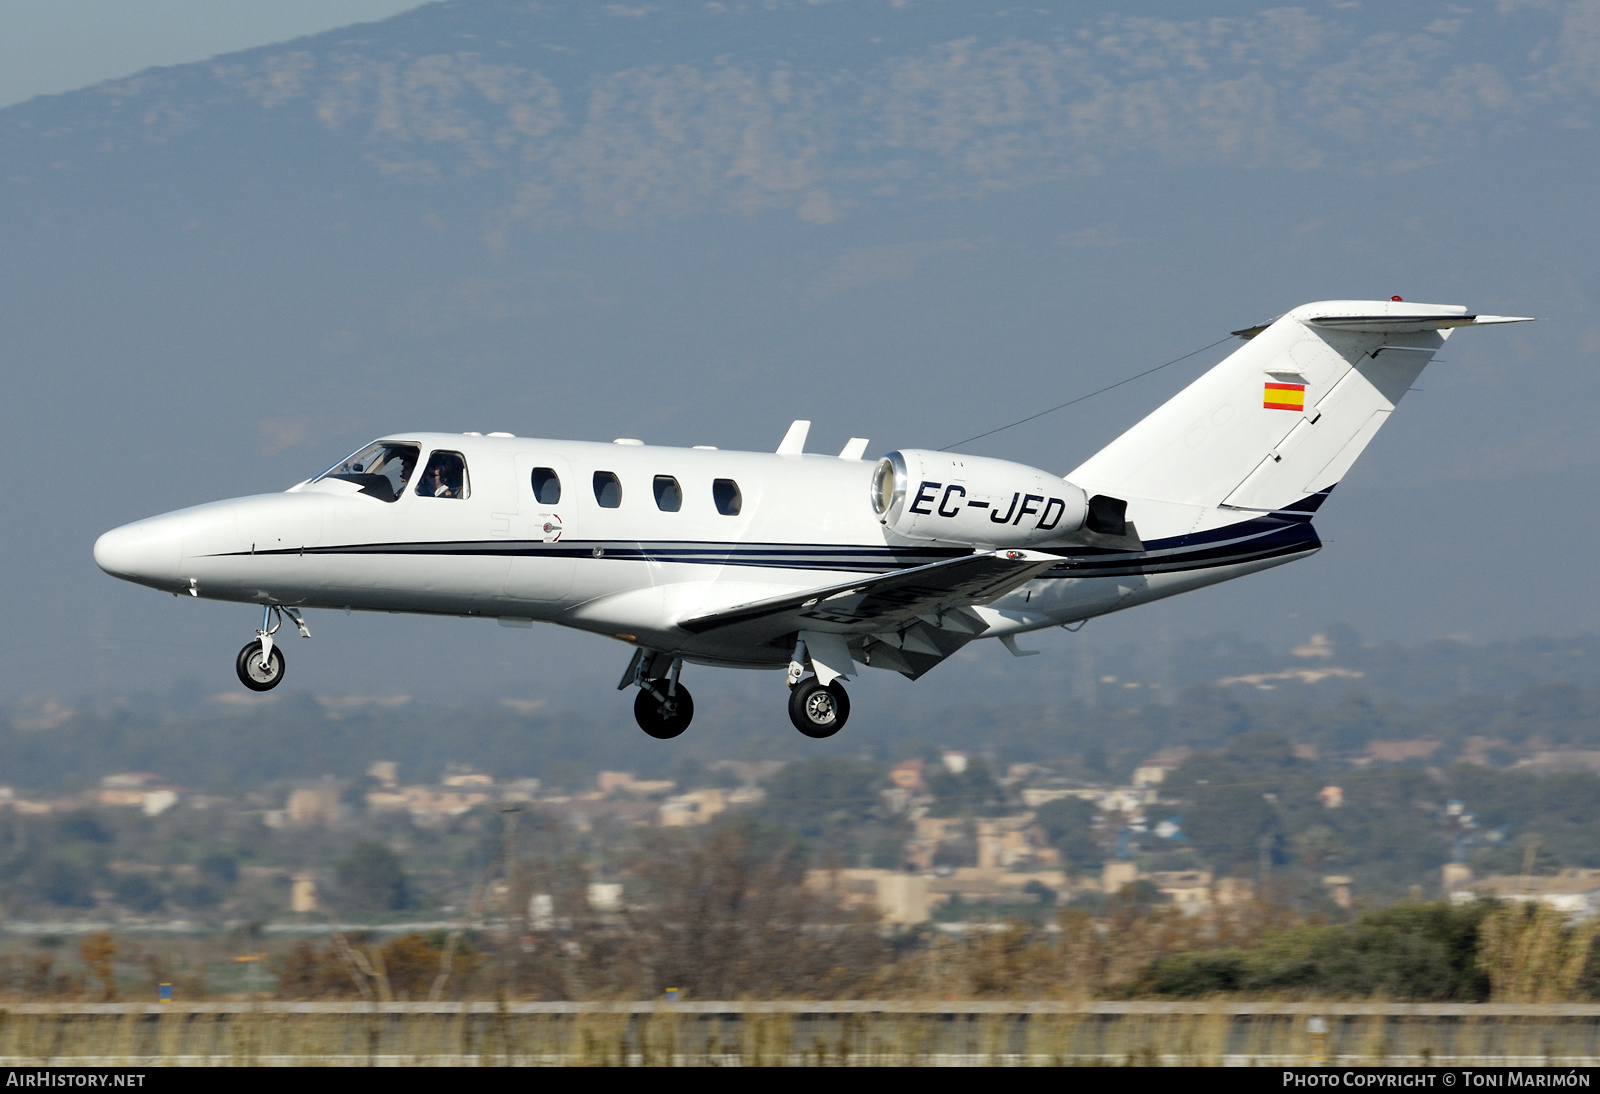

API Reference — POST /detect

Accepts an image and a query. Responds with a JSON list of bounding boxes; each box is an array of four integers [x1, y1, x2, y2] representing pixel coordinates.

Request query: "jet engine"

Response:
[[871, 449, 1090, 548]]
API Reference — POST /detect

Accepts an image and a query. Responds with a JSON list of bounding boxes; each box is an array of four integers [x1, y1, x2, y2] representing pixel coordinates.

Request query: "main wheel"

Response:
[[236, 641, 286, 692], [789, 677, 850, 738], [634, 682, 693, 739]]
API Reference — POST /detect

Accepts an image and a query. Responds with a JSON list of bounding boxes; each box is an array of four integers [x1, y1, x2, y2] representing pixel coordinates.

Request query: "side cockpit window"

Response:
[[316, 441, 420, 503], [593, 471, 622, 508], [531, 467, 561, 505], [417, 451, 470, 499]]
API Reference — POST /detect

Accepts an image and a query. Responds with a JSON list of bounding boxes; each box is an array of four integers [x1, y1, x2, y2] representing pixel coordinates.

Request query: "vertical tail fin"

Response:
[[1069, 300, 1530, 512]]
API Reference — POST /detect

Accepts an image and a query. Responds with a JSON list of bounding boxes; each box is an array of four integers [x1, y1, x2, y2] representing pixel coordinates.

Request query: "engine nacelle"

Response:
[[871, 449, 1089, 547]]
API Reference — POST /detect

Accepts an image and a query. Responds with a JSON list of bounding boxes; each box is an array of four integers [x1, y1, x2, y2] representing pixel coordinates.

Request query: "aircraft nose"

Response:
[[93, 515, 184, 588]]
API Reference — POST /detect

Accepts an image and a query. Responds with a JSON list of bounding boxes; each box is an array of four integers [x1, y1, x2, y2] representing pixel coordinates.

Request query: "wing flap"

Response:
[[675, 549, 1059, 637]]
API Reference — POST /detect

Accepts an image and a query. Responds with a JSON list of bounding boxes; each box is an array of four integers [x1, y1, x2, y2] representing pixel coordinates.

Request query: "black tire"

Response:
[[634, 682, 693, 739], [789, 677, 850, 738], [236, 641, 285, 692]]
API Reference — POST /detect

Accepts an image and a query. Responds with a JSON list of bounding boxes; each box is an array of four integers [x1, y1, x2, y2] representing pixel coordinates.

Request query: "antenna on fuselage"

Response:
[[776, 420, 810, 455]]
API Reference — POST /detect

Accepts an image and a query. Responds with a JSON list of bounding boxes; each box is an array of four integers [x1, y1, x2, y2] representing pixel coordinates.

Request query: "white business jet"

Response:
[[94, 299, 1529, 739]]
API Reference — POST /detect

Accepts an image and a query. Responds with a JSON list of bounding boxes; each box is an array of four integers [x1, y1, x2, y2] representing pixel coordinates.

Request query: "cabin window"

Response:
[[416, 450, 470, 499], [593, 471, 622, 508], [315, 441, 420, 503], [713, 478, 742, 516], [653, 475, 682, 512], [531, 467, 561, 505]]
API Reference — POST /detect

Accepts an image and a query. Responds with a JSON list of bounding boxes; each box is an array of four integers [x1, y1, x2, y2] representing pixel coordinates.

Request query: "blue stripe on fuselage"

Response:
[[216, 491, 1330, 579]]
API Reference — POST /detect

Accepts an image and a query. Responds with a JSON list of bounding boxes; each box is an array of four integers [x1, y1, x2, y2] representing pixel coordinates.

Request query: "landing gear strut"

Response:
[[789, 676, 850, 738], [624, 650, 694, 738], [235, 605, 309, 692]]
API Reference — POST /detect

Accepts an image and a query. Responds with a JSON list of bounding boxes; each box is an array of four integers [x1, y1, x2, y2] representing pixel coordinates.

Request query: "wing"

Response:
[[677, 549, 1061, 679]]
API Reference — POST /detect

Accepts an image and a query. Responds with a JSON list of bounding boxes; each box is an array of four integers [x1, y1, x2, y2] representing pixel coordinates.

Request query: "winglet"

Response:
[[838, 437, 869, 460], [776, 420, 810, 456]]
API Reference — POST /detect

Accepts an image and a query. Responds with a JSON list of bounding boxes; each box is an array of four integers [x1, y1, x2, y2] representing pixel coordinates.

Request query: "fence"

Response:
[[4, 1001, 1600, 1065]]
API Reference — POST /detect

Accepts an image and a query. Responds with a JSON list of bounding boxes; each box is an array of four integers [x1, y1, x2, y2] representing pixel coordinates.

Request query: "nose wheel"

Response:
[[789, 677, 850, 738], [234, 605, 309, 692], [236, 642, 286, 691]]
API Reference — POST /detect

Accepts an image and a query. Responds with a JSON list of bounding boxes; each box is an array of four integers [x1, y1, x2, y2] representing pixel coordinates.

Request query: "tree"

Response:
[[114, 874, 164, 913], [79, 932, 116, 1001], [626, 824, 882, 999], [1034, 797, 1102, 870], [336, 842, 410, 911], [1183, 784, 1275, 871], [925, 758, 1002, 817]]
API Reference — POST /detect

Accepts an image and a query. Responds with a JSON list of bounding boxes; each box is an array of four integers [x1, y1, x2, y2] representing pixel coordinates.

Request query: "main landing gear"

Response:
[[788, 676, 850, 738], [235, 605, 310, 692], [622, 650, 694, 739], [619, 642, 852, 740], [786, 637, 850, 738]]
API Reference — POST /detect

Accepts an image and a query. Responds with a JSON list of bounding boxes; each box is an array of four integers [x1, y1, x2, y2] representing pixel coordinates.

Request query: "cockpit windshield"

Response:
[[314, 441, 421, 502]]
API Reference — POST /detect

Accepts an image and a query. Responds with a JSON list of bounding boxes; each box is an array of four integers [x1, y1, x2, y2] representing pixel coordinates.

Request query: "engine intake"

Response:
[[871, 449, 1089, 548]]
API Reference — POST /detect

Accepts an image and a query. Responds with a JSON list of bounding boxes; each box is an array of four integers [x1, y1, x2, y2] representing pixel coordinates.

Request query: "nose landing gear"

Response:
[[235, 605, 309, 692]]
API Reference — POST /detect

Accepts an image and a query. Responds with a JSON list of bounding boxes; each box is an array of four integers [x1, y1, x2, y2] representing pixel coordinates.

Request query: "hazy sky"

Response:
[[2, 0, 1598, 719], [0, 1, 421, 108]]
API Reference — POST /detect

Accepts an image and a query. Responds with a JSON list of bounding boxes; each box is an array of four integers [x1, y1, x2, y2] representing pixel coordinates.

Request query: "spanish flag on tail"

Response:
[[1263, 382, 1305, 412]]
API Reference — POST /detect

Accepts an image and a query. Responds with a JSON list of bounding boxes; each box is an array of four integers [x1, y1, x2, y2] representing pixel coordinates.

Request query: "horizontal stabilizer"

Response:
[[1309, 314, 1535, 333]]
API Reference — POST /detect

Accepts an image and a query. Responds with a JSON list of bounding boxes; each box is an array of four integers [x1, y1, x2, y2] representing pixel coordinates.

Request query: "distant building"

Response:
[[1021, 787, 1100, 808], [290, 873, 318, 913], [660, 789, 726, 827], [975, 815, 1048, 870], [597, 772, 676, 797], [287, 785, 341, 827], [597, 771, 635, 794], [1149, 870, 1213, 913], [941, 751, 968, 775], [442, 771, 493, 788], [1319, 786, 1344, 809], [1454, 870, 1600, 919], [1292, 633, 1336, 659], [587, 882, 624, 911], [889, 760, 925, 792], [1321, 875, 1353, 909], [1100, 789, 1145, 814], [1363, 738, 1443, 764], [140, 790, 178, 817], [923, 868, 1069, 911], [1214, 877, 1255, 906], [806, 868, 931, 926], [101, 773, 163, 790], [97, 774, 180, 815], [365, 784, 490, 825], [1131, 749, 1188, 788], [1102, 861, 1138, 894], [367, 761, 398, 788]]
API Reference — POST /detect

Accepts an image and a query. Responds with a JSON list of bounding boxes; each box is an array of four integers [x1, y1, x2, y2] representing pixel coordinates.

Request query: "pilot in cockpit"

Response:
[[418, 451, 467, 499]]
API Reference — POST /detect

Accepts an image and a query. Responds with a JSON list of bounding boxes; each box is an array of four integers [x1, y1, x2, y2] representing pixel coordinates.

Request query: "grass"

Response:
[[0, 1002, 1598, 1065]]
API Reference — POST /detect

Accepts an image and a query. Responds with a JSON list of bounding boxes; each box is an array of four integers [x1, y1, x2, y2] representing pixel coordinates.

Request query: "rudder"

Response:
[[1068, 300, 1526, 513]]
